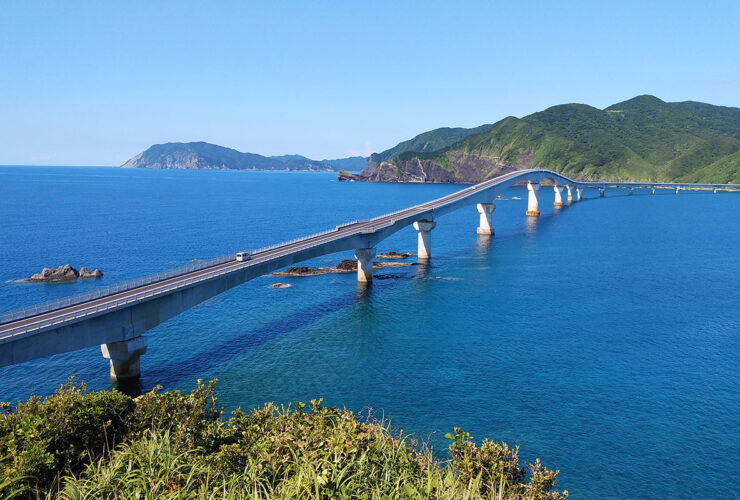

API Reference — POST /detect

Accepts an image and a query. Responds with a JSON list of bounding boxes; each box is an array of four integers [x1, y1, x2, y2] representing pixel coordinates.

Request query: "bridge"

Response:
[[1, 169, 738, 381]]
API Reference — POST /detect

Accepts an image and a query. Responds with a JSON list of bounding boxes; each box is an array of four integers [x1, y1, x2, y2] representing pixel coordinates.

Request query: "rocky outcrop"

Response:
[[376, 252, 412, 259], [25, 265, 103, 282], [359, 157, 380, 177], [273, 258, 416, 277], [337, 171, 363, 181], [79, 267, 104, 279], [269, 282, 292, 288], [340, 151, 518, 184]]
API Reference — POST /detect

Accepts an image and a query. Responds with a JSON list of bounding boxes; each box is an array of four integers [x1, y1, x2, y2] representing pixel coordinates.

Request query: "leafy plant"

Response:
[[2, 381, 568, 499]]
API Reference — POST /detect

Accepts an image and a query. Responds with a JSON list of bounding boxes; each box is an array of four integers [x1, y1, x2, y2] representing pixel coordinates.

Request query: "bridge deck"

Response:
[[1, 169, 738, 367]]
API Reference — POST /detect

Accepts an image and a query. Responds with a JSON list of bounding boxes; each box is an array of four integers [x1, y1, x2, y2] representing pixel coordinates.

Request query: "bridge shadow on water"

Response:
[[142, 267, 431, 390], [136, 204, 574, 392]]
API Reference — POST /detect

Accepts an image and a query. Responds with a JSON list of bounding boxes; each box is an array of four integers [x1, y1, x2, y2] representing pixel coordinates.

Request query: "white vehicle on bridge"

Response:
[[236, 251, 251, 262]]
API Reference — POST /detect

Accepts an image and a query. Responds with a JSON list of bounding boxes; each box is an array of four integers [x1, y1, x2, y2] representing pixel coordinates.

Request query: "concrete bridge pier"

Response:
[[476, 203, 496, 235], [599, 188, 605, 197], [526, 182, 540, 217], [566, 185, 573, 203], [713, 187, 718, 194], [651, 187, 656, 195], [354, 247, 376, 282], [675, 186, 680, 194], [413, 220, 436, 259], [576, 187, 583, 201], [628, 188, 634, 195], [101, 336, 148, 382], [553, 185, 565, 207]]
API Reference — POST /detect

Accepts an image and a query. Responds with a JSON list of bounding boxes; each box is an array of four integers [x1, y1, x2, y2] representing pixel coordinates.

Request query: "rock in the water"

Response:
[[25, 264, 103, 282], [273, 257, 416, 277], [269, 282, 292, 288], [335, 259, 358, 271], [79, 267, 104, 279], [337, 171, 362, 181], [27, 264, 80, 282], [282, 266, 314, 275], [376, 251, 412, 260]]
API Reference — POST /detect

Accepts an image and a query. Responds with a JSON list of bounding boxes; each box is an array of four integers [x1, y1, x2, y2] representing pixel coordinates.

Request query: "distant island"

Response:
[[122, 142, 366, 172], [342, 95, 740, 184], [123, 96, 740, 184]]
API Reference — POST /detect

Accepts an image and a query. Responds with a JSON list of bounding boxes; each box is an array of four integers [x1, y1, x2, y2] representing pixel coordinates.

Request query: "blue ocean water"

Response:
[[1, 166, 738, 499]]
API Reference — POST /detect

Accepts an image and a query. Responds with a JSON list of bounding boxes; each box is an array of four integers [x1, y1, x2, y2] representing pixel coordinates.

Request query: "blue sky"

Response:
[[1, 1, 738, 165]]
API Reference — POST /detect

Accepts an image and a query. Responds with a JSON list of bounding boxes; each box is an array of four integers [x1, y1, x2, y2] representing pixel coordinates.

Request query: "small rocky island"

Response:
[[274, 256, 415, 277], [24, 265, 103, 282], [376, 251, 412, 259], [269, 282, 292, 289]]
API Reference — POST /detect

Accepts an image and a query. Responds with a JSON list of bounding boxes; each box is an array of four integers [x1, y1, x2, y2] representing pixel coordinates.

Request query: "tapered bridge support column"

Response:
[[628, 188, 633, 195], [566, 185, 573, 203], [713, 187, 718, 194], [526, 182, 540, 217], [651, 188, 656, 195], [413, 220, 436, 259], [476, 203, 496, 235], [576, 187, 583, 201], [675, 186, 680, 194], [553, 185, 564, 207], [354, 247, 376, 282], [101, 336, 148, 382], [599, 188, 605, 198]]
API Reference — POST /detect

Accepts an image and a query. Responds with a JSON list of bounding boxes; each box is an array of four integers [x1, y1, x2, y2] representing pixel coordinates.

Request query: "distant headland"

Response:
[[122, 142, 366, 172], [121, 96, 740, 185]]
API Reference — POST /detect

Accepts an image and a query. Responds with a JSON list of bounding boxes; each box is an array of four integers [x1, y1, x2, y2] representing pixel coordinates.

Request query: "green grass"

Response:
[[1, 380, 568, 499]]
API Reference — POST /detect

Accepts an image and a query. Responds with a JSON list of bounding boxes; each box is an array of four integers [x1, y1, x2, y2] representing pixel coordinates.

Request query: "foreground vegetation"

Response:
[[1, 380, 567, 499]]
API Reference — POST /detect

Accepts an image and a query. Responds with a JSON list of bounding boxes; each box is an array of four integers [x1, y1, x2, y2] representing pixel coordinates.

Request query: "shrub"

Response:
[[1, 381, 568, 499]]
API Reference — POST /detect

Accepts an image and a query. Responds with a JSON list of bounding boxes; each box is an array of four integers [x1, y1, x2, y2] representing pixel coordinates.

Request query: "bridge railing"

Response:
[[250, 222, 360, 255], [0, 222, 366, 326], [0, 254, 236, 325]]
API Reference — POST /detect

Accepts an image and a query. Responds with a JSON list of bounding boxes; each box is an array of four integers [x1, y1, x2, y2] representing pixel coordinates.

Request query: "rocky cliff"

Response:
[[25, 265, 103, 282], [343, 96, 740, 184], [359, 152, 516, 183]]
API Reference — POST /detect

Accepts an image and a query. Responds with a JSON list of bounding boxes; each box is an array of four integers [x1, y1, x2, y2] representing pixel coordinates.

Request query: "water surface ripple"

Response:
[[1, 167, 738, 499]]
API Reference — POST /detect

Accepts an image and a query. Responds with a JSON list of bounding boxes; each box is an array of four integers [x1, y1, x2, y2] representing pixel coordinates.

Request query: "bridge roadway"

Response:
[[1, 169, 738, 377]]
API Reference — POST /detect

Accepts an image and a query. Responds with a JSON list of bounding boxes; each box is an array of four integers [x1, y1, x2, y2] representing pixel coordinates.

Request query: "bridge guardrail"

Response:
[[0, 221, 366, 327], [0, 254, 253, 339], [0, 170, 535, 329], [250, 222, 360, 255], [0, 224, 355, 339], [6, 168, 734, 330], [3, 169, 739, 337], [0, 169, 561, 328], [0, 254, 236, 325]]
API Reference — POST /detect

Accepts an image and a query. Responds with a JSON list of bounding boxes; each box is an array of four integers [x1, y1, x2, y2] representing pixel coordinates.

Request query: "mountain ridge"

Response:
[[353, 96, 740, 184]]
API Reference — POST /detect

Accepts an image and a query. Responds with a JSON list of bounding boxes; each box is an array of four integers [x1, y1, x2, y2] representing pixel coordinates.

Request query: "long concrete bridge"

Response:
[[1, 169, 737, 381]]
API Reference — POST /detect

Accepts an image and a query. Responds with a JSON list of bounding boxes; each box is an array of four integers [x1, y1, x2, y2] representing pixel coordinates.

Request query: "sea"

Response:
[[0, 166, 738, 499]]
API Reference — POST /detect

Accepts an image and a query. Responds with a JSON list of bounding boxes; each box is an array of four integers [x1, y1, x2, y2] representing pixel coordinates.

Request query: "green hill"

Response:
[[371, 124, 492, 163], [360, 96, 740, 183], [122, 142, 363, 172]]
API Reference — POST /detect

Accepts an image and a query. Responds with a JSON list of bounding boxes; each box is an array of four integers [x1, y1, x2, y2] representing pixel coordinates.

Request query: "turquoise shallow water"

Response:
[[1, 166, 739, 499]]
